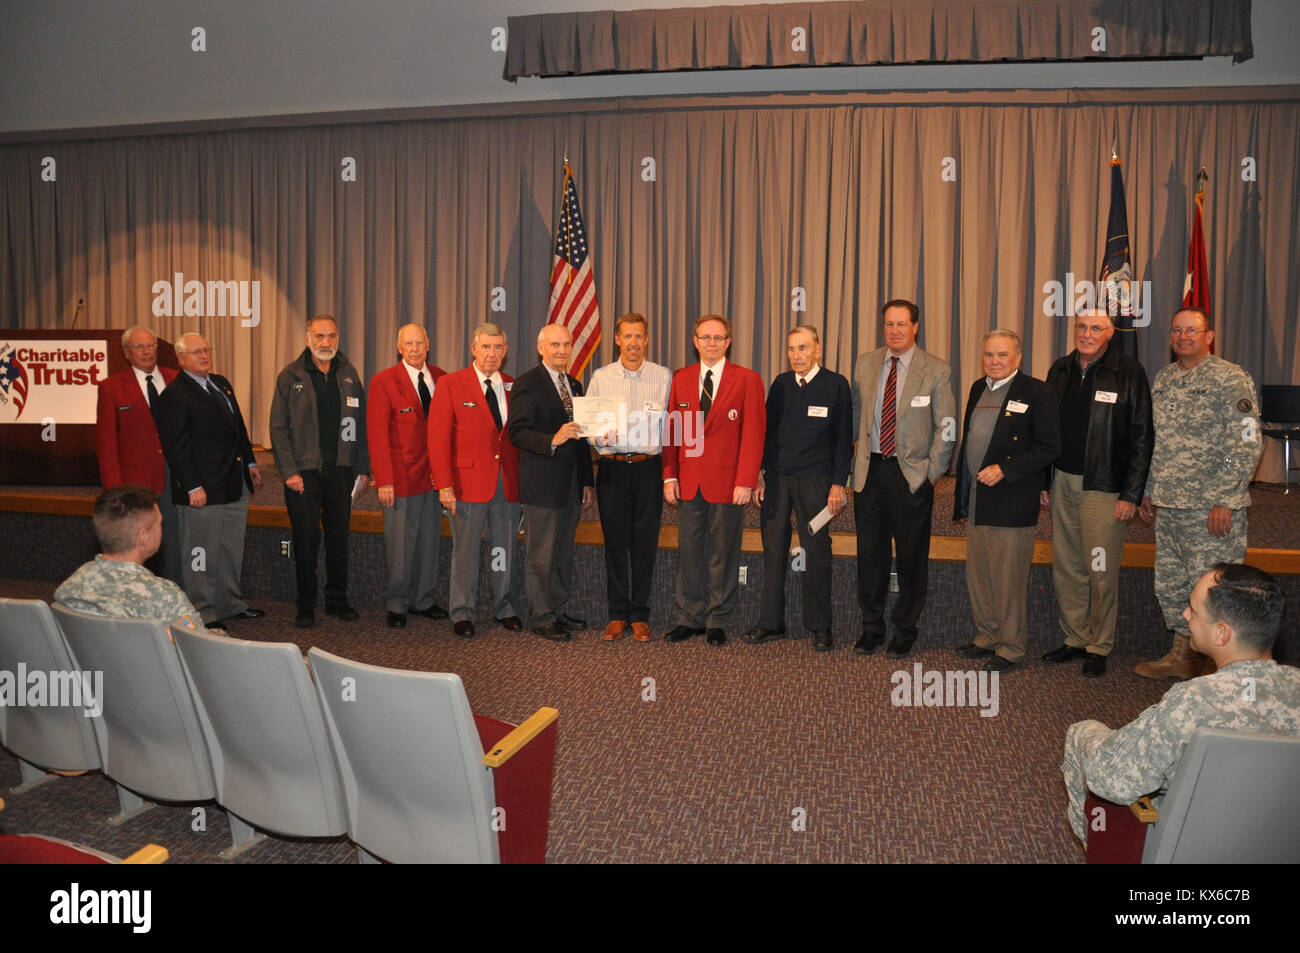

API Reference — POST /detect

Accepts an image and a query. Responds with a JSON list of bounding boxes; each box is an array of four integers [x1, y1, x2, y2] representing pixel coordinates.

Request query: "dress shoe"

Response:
[[454, 620, 475, 638], [885, 633, 916, 659], [1082, 654, 1107, 678], [294, 611, 315, 629], [955, 642, 995, 659], [556, 614, 586, 632], [742, 626, 787, 645], [705, 628, 727, 646], [325, 605, 360, 622], [218, 607, 265, 623], [1042, 644, 1087, 664], [664, 625, 704, 642], [533, 622, 571, 642], [495, 616, 523, 631], [983, 655, 1016, 673], [630, 622, 652, 642], [854, 633, 884, 655], [602, 620, 628, 641], [387, 612, 407, 628], [409, 605, 448, 620], [812, 630, 833, 652]]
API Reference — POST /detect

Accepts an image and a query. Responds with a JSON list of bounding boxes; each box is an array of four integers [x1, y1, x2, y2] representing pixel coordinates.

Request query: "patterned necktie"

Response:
[[880, 356, 898, 457], [485, 379, 503, 431], [558, 373, 573, 421], [145, 373, 159, 407], [700, 368, 714, 420], [417, 373, 431, 416]]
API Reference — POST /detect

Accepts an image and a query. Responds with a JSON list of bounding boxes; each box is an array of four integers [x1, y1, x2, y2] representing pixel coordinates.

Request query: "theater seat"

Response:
[[0, 599, 102, 792], [51, 605, 216, 824], [172, 627, 348, 858], [1086, 727, 1300, 863], [0, 796, 167, 863], [307, 647, 558, 864]]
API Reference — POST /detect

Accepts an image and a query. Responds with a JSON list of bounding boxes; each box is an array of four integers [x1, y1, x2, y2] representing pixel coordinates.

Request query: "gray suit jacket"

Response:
[[850, 347, 957, 493]]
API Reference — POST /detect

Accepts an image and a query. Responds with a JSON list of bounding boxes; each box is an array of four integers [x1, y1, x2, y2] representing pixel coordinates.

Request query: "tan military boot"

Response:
[[1134, 632, 1203, 680]]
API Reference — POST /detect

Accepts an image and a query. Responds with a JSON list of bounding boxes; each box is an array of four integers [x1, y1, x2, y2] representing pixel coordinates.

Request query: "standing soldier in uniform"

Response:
[[1136, 308, 1262, 679]]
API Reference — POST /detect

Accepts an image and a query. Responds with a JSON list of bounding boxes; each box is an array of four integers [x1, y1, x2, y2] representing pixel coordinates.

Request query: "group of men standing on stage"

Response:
[[92, 299, 1262, 677]]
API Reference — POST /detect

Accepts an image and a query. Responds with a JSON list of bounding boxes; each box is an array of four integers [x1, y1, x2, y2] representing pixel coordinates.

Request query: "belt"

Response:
[[601, 452, 658, 463], [869, 452, 897, 462]]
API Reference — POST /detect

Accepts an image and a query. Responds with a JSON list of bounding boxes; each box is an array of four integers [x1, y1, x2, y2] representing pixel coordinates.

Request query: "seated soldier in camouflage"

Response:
[[1061, 563, 1300, 845], [55, 484, 217, 632]]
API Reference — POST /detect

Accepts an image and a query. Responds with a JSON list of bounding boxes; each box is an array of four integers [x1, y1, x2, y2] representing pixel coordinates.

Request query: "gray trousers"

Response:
[[966, 517, 1036, 663], [177, 487, 249, 624], [522, 496, 581, 627], [156, 462, 184, 586], [676, 492, 745, 629], [447, 474, 521, 623], [383, 487, 443, 614]]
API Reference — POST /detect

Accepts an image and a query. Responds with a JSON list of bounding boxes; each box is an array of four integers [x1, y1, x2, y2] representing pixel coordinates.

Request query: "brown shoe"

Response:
[[630, 622, 652, 642], [603, 619, 629, 641], [1134, 632, 1203, 680]]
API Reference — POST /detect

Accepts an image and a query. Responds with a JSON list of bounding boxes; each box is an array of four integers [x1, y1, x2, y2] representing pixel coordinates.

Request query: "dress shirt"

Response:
[[871, 345, 915, 454], [402, 360, 436, 400], [985, 370, 1018, 391], [587, 359, 672, 455], [133, 365, 167, 405], [474, 365, 508, 427], [699, 357, 726, 400]]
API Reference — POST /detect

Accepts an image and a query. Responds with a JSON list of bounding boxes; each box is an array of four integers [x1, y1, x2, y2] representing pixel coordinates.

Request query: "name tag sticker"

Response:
[[1095, 390, 1118, 404], [807, 405, 828, 418], [1007, 400, 1029, 414], [346, 397, 360, 407], [911, 395, 931, 408]]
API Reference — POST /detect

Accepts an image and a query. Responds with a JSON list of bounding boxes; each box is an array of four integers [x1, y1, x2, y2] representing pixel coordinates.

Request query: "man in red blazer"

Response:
[[95, 326, 182, 583], [428, 322, 523, 638], [662, 314, 766, 645], [367, 324, 447, 628]]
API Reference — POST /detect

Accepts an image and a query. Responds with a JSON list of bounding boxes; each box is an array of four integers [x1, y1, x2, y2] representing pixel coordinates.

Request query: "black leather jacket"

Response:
[[1046, 345, 1153, 503]]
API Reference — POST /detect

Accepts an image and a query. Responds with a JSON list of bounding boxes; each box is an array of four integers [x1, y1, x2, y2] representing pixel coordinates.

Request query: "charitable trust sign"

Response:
[[0, 339, 109, 424]]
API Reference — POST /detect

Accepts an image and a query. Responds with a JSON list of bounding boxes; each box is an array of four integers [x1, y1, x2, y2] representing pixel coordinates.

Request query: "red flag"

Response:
[[548, 162, 601, 378], [1182, 182, 1210, 314]]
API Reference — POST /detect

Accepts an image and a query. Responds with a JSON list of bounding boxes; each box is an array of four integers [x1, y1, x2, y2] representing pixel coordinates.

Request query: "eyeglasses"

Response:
[[185, 347, 213, 355], [127, 343, 156, 351], [696, 335, 729, 344], [1075, 324, 1109, 335], [1170, 328, 1207, 338]]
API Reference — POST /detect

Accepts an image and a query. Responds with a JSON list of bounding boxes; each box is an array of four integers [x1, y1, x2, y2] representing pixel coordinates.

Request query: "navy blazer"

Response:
[[155, 371, 256, 506], [953, 372, 1060, 527], [507, 363, 595, 508]]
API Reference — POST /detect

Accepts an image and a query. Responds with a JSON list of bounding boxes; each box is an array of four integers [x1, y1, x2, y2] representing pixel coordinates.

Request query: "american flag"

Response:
[[548, 163, 601, 378], [0, 344, 29, 418]]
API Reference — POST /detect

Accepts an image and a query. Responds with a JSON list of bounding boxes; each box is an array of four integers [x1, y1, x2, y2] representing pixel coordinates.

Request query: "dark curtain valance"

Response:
[[504, 0, 1253, 80]]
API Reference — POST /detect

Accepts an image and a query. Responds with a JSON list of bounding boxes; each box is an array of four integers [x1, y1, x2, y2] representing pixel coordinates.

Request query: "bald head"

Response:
[[537, 323, 573, 372]]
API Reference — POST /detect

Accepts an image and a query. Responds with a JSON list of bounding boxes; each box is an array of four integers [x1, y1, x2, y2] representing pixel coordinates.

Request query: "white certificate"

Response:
[[571, 396, 622, 436]]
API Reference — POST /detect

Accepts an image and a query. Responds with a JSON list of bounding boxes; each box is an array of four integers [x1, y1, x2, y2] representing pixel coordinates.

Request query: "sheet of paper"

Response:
[[571, 396, 622, 437], [807, 505, 834, 535], [351, 474, 367, 504]]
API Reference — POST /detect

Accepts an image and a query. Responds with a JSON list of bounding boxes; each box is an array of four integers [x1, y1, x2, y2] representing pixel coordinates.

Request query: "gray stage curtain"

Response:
[[1, 86, 1297, 448], [504, 0, 1254, 80]]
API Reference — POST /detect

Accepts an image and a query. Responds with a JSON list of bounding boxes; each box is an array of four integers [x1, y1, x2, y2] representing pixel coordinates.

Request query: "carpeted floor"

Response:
[[0, 577, 1182, 864]]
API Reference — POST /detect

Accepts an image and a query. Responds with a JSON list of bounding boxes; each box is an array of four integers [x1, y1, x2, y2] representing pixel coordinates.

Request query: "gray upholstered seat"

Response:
[[0, 598, 101, 792], [173, 627, 347, 857], [1143, 727, 1300, 863], [51, 604, 215, 823]]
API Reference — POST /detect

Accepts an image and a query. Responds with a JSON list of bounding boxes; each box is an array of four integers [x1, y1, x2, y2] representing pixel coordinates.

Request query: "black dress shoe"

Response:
[[983, 655, 1016, 673], [1082, 654, 1107, 678], [742, 626, 787, 645], [325, 605, 360, 622], [409, 605, 448, 620], [533, 622, 570, 641], [854, 633, 884, 655], [454, 620, 475, 638], [664, 625, 704, 642], [812, 630, 833, 652], [220, 608, 265, 623], [496, 616, 523, 631], [556, 614, 586, 632], [955, 642, 995, 659], [387, 612, 407, 628], [705, 628, 727, 646], [1042, 644, 1087, 664], [294, 611, 315, 629], [885, 634, 916, 659]]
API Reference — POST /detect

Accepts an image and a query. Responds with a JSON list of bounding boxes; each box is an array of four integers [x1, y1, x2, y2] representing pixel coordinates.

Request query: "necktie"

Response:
[[558, 374, 573, 421], [145, 373, 159, 407], [485, 379, 503, 431], [417, 373, 431, 416], [207, 379, 230, 414], [798, 376, 806, 388], [701, 368, 714, 420], [880, 357, 898, 457]]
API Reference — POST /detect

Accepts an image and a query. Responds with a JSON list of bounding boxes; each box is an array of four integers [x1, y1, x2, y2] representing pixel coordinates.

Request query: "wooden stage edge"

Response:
[[3, 491, 1297, 575]]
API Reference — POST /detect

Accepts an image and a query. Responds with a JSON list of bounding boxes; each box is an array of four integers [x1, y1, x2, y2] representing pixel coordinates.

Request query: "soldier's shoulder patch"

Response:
[[1237, 399, 1252, 413]]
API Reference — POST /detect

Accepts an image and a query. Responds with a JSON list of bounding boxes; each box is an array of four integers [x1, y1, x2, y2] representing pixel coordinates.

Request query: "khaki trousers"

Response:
[[966, 513, 1036, 663], [1050, 469, 1128, 656]]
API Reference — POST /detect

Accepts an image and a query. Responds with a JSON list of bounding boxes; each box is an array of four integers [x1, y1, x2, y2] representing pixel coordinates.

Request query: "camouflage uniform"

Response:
[[55, 555, 208, 629], [1147, 355, 1261, 633], [1062, 659, 1300, 843]]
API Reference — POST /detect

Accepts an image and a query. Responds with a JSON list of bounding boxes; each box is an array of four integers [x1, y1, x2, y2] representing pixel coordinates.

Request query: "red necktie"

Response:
[[880, 357, 898, 457]]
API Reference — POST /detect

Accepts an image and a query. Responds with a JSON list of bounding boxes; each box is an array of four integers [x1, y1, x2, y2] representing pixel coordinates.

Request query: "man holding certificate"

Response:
[[743, 326, 852, 652], [584, 313, 672, 642]]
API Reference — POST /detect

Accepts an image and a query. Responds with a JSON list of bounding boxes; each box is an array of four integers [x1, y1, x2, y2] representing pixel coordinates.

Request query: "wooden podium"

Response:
[[0, 330, 177, 486]]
